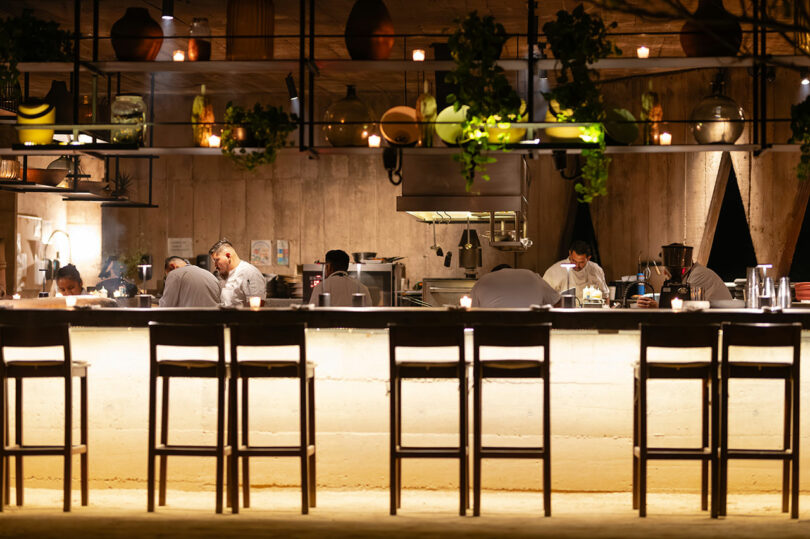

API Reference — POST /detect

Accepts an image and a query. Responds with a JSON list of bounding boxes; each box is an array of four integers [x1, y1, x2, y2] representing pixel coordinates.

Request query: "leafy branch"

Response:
[[790, 95, 810, 181], [0, 10, 73, 88], [221, 102, 297, 171]]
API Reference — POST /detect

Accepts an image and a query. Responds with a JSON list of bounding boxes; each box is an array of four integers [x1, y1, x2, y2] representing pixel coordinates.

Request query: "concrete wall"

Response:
[[8, 327, 809, 494]]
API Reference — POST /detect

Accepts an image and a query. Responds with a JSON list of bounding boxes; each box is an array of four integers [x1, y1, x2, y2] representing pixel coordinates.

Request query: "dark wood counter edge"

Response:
[[2, 307, 810, 330]]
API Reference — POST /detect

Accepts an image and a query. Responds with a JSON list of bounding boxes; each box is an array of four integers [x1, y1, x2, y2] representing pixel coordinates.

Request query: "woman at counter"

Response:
[[55, 264, 84, 296]]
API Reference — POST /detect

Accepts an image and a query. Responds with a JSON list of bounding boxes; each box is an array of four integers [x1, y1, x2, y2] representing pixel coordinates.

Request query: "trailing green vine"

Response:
[[445, 12, 521, 190], [0, 10, 73, 88], [221, 102, 297, 171], [790, 94, 810, 181], [542, 5, 620, 202]]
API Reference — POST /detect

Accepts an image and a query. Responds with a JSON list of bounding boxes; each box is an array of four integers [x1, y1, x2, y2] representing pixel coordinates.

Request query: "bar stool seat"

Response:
[[719, 322, 801, 519], [0, 324, 88, 513], [472, 323, 551, 517], [634, 324, 720, 518], [228, 323, 315, 514], [147, 322, 232, 514], [388, 324, 468, 516]]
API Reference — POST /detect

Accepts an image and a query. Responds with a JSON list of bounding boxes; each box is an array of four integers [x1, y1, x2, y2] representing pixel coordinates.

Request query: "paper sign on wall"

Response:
[[251, 240, 272, 265], [276, 240, 289, 266], [167, 237, 194, 258]]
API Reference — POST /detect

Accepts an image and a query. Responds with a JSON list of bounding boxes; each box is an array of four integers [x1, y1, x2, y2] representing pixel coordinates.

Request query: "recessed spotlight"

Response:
[[802, 69, 810, 86], [162, 0, 174, 20]]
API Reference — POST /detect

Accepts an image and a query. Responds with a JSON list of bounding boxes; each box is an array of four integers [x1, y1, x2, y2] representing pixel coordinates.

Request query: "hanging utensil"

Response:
[[430, 220, 443, 257]]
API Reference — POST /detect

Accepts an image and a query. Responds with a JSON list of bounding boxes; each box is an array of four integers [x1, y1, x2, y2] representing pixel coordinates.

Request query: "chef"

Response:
[[542, 240, 609, 301], [55, 264, 84, 296], [309, 249, 372, 306], [637, 260, 731, 308], [471, 264, 561, 308], [159, 256, 220, 307], [208, 239, 266, 307]]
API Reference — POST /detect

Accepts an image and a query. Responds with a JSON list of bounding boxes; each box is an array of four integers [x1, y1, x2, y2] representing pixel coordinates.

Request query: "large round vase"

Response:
[[323, 85, 375, 147], [344, 0, 395, 60], [689, 86, 744, 144], [110, 7, 163, 61], [17, 101, 55, 145], [680, 0, 742, 57]]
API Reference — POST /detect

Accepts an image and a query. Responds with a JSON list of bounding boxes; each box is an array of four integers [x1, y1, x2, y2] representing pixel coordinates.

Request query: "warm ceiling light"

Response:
[[162, 0, 174, 20], [802, 69, 810, 85]]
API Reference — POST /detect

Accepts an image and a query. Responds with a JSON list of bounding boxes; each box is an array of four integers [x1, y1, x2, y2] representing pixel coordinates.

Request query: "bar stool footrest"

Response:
[[633, 447, 711, 459], [726, 448, 794, 460], [396, 446, 465, 458], [479, 446, 545, 459], [238, 445, 315, 457], [3, 444, 87, 456], [155, 444, 232, 457]]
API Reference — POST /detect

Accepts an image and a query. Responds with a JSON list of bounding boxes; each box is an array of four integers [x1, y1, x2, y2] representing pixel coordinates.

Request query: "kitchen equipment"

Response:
[[430, 221, 443, 256], [745, 266, 760, 308], [380, 106, 419, 146], [760, 276, 775, 307], [422, 278, 476, 307], [303, 263, 402, 306], [351, 293, 365, 307], [458, 227, 482, 278], [658, 243, 693, 308], [352, 251, 377, 263]]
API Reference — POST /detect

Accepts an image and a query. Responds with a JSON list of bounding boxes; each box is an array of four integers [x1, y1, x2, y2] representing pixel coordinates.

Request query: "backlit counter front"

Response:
[[1, 307, 808, 496]]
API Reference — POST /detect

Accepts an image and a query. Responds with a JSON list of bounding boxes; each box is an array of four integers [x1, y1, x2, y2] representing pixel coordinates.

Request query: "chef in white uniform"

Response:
[[159, 256, 220, 307], [542, 240, 609, 300], [471, 264, 561, 308], [308, 250, 372, 306], [209, 239, 266, 307]]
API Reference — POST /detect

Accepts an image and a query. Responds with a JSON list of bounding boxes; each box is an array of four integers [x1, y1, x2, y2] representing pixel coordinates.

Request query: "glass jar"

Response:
[[111, 94, 146, 145], [188, 17, 212, 61], [689, 75, 744, 144], [323, 85, 374, 147], [0, 157, 20, 180]]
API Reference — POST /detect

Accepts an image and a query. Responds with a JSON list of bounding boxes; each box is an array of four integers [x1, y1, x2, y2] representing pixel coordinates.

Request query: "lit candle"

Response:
[[65, 296, 77, 308], [207, 134, 221, 148], [671, 297, 683, 311], [412, 49, 426, 62], [173, 50, 185, 62], [459, 295, 472, 309], [636, 46, 649, 59], [368, 134, 381, 148], [12, 294, 20, 300], [249, 296, 262, 310], [659, 132, 672, 145]]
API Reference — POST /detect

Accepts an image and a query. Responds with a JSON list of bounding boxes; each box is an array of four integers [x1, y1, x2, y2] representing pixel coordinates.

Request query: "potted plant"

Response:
[[0, 10, 73, 92], [542, 5, 620, 202], [790, 94, 810, 181], [221, 102, 298, 171], [444, 12, 521, 190]]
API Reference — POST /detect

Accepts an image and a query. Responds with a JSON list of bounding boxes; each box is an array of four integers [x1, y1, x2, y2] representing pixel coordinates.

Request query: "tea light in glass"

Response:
[[12, 294, 20, 300], [671, 297, 683, 311], [65, 296, 77, 308], [659, 132, 672, 145], [459, 295, 472, 309], [412, 49, 426, 62], [249, 296, 262, 310], [368, 134, 381, 148], [207, 134, 221, 148], [636, 46, 649, 59], [173, 50, 185, 62]]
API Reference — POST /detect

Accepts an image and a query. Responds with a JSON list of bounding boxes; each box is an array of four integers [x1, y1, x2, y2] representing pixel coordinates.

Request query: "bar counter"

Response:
[[4, 307, 809, 499]]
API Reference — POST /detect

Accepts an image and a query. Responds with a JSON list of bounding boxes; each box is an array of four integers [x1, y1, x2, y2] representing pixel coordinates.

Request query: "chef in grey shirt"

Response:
[[159, 256, 221, 307]]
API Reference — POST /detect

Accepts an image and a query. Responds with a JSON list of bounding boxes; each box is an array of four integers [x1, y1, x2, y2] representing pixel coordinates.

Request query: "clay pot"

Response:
[[110, 7, 163, 61], [344, 0, 395, 60], [680, 0, 742, 57]]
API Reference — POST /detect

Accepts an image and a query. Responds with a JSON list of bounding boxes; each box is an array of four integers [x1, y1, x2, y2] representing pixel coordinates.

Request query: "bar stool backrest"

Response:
[[641, 324, 720, 349], [721, 323, 802, 349], [388, 324, 465, 349], [473, 323, 550, 349], [230, 324, 307, 349], [0, 324, 71, 362], [148, 322, 226, 365]]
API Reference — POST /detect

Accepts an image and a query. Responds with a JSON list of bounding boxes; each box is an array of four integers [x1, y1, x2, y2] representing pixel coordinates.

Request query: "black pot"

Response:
[[344, 0, 395, 60], [680, 0, 741, 57]]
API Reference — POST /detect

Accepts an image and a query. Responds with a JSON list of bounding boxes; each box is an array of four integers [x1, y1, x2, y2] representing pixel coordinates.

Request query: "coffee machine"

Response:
[[658, 243, 692, 308], [458, 229, 482, 278]]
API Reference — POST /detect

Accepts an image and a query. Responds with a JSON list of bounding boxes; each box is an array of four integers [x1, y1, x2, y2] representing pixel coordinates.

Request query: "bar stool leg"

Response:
[[299, 370, 310, 515], [80, 375, 88, 506], [389, 370, 398, 516], [701, 377, 709, 511], [0, 373, 6, 511], [790, 373, 800, 519], [241, 378, 250, 508], [214, 372, 225, 514], [147, 367, 157, 512], [472, 363, 482, 517], [158, 377, 169, 506], [710, 367, 719, 519], [308, 373, 316, 508], [459, 368, 468, 517], [782, 377, 790, 514], [15, 378, 23, 506], [63, 371, 72, 512], [228, 375, 239, 514], [638, 368, 647, 517], [395, 377, 402, 509], [543, 366, 551, 517], [719, 359, 729, 517], [632, 375, 639, 510]]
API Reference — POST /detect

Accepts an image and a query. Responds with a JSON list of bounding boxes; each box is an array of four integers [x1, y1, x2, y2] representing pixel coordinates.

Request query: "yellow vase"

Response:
[[17, 102, 55, 145]]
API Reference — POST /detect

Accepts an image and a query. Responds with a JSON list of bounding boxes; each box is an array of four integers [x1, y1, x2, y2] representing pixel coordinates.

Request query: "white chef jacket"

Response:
[[542, 258, 609, 300], [471, 268, 561, 308], [685, 263, 732, 300], [218, 260, 266, 307], [309, 271, 372, 306], [159, 264, 221, 307]]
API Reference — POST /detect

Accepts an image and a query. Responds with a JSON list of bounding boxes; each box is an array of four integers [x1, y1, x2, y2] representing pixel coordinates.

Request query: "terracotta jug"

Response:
[[344, 0, 395, 60], [680, 0, 742, 57], [110, 7, 163, 61]]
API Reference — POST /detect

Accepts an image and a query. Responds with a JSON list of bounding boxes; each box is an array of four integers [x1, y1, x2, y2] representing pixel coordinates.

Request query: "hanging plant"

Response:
[[221, 102, 297, 171], [445, 12, 521, 190], [0, 10, 73, 89], [542, 5, 620, 203], [790, 94, 810, 181]]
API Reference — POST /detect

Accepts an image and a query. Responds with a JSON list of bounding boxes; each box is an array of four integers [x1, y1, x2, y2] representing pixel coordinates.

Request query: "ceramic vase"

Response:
[[110, 7, 163, 61], [680, 0, 742, 57], [344, 0, 395, 60]]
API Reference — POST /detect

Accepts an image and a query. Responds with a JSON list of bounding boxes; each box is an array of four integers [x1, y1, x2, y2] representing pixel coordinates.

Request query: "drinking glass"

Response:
[[690, 286, 704, 301], [759, 277, 775, 308], [777, 277, 792, 309]]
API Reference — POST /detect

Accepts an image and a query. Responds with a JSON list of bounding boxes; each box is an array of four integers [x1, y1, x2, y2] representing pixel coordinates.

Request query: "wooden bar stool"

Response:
[[634, 324, 720, 518], [388, 323, 468, 516], [472, 323, 551, 517], [719, 322, 801, 519], [0, 323, 88, 512], [228, 323, 315, 514], [147, 322, 231, 514]]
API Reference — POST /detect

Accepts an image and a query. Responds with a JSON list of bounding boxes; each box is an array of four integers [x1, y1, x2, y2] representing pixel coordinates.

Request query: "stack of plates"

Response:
[[795, 282, 810, 301]]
